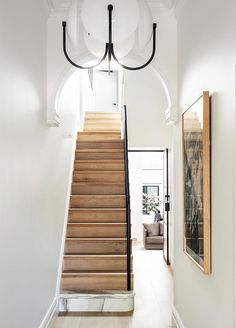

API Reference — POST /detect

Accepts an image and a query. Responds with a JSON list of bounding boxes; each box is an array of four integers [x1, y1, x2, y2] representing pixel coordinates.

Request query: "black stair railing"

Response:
[[122, 105, 132, 291]]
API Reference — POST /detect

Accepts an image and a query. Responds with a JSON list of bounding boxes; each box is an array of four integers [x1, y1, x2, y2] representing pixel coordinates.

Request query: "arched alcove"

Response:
[[48, 52, 176, 131]]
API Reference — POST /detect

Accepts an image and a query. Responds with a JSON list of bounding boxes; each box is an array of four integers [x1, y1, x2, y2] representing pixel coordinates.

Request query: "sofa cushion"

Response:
[[147, 236, 163, 244], [159, 222, 164, 236], [143, 223, 159, 236]]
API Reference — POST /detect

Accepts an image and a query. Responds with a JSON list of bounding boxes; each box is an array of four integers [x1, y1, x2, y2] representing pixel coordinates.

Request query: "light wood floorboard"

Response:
[[51, 246, 176, 328]]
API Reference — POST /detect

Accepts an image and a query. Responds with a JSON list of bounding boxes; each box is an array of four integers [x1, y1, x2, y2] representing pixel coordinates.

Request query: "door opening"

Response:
[[94, 70, 119, 112], [128, 149, 172, 265]]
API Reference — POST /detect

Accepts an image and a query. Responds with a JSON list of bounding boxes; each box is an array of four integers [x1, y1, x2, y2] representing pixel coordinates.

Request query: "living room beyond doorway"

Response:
[[128, 149, 171, 265]]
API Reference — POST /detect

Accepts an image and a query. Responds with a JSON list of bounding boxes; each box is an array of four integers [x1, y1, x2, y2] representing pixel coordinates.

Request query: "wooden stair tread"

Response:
[[67, 223, 126, 226], [67, 224, 126, 238], [69, 208, 126, 211], [61, 272, 134, 291], [72, 171, 125, 183], [85, 117, 121, 121], [64, 238, 127, 255], [66, 237, 126, 240], [84, 130, 121, 133], [70, 195, 125, 199], [74, 160, 124, 165], [64, 255, 128, 258], [73, 170, 124, 173], [77, 142, 124, 148], [76, 149, 123, 153], [85, 120, 121, 124], [63, 253, 132, 273], [78, 131, 121, 135], [77, 138, 123, 142], [71, 183, 125, 195], [72, 182, 125, 185], [62, 272, 130, 276]]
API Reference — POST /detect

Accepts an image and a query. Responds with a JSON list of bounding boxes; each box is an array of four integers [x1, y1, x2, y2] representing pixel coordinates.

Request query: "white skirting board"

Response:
[[172, 306, 185, 328], [59, 292, 135, 313], [39, 297, 58, 328]]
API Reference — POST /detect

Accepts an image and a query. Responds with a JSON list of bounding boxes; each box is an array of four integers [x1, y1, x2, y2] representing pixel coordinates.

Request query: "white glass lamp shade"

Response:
[[137, 0, 153, 52], [81, 0, 140, 43], [84, 31, 135, 59], [67, 0, 80, 49]]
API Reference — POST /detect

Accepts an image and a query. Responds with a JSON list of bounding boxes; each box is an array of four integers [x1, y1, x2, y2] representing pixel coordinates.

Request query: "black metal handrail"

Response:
[[122, 105, 132, 291]]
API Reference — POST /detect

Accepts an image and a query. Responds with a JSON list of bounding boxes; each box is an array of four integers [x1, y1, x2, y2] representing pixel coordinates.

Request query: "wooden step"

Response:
[[68, 208, 126, 223], [73, 171, 125, 183], [66, 223, 126, 238], [84, 123, 120, 128], [70, 195, 126, 208], [85, 112, 121, 118], [61, 273, 133, 291], [85, 121, 121, 126], [64, 238, 127, 255], [74, 160, 124, 171], [84, 128, 121, 133], [77, 132, 121, 142], [75, 149, 124, 160], [76, 141, 124, 149], [85, 118, 121, 124], [63, 255, 131, 273], [85, 116, 121, 122], [72, 183, 125, 195]]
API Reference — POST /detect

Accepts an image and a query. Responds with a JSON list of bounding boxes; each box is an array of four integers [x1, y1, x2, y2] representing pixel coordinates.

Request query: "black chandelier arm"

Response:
[[111, 23, 157, 71], [62, 21, 109, 69]]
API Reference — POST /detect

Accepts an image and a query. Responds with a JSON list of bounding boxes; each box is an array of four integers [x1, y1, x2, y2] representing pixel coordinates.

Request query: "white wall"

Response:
[[129, 154, 143, 241], [0, 1, 80, 327], [173, 0, 236, 327], [124, 67, 172, 147]]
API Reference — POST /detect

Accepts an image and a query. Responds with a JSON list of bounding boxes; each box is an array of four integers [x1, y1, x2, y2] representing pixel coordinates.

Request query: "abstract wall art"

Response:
[[182, 91, 211, 274]]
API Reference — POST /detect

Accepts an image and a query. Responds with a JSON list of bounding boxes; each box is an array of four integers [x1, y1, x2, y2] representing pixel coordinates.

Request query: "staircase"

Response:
[[59, 111, 134, 314]]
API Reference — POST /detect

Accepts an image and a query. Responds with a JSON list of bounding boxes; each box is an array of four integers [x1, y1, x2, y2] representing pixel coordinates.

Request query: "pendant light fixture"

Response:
[[62, 0, 157, 73]]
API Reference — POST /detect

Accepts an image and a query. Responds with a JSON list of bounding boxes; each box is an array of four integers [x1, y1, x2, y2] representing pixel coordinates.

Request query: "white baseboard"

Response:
[[172, 306, 185, 328], [39, 297, 58, 328]]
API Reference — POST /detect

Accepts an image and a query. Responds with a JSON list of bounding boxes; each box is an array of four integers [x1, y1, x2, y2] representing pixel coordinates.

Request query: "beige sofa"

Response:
[[143, 222, 164, 250]]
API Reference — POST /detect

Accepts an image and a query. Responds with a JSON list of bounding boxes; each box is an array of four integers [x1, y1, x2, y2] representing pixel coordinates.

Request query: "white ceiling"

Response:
[[47, 0, 176, 12]]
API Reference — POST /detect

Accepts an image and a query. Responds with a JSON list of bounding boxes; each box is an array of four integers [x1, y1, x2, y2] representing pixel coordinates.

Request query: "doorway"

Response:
[[128, 149, 172, 265], [94, 70, 119, 112]]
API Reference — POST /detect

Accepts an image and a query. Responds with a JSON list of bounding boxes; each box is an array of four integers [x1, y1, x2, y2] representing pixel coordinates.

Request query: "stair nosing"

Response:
[[62, 272, 131, 276], [72, 182, 125, 185], [69, 208, 126, 210], [64, 255, 128, 258], [75, 149, 124, 152], [73, 171, 125, 174], [70, 195, 126, 198], [77, 140, 123, 142], [67, 223, 126, 225], [66, 238, 127, 240], [74, 159, 124, 162]]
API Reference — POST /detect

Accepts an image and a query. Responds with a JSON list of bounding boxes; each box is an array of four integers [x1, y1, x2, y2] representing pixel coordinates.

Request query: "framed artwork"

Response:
[[182, 91, 211, 274], [142, 185, 159, 215]]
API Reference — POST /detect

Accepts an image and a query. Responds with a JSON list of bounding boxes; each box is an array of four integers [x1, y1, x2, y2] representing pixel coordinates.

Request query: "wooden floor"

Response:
[[51, 246, 176, 328]]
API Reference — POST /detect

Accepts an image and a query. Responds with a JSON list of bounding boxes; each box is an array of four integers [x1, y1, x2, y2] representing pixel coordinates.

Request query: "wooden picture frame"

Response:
[[182, 91, 211, 274]]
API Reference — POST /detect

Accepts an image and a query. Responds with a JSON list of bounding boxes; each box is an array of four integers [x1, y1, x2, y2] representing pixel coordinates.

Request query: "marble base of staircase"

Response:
[[59, 291, 135, 315]]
